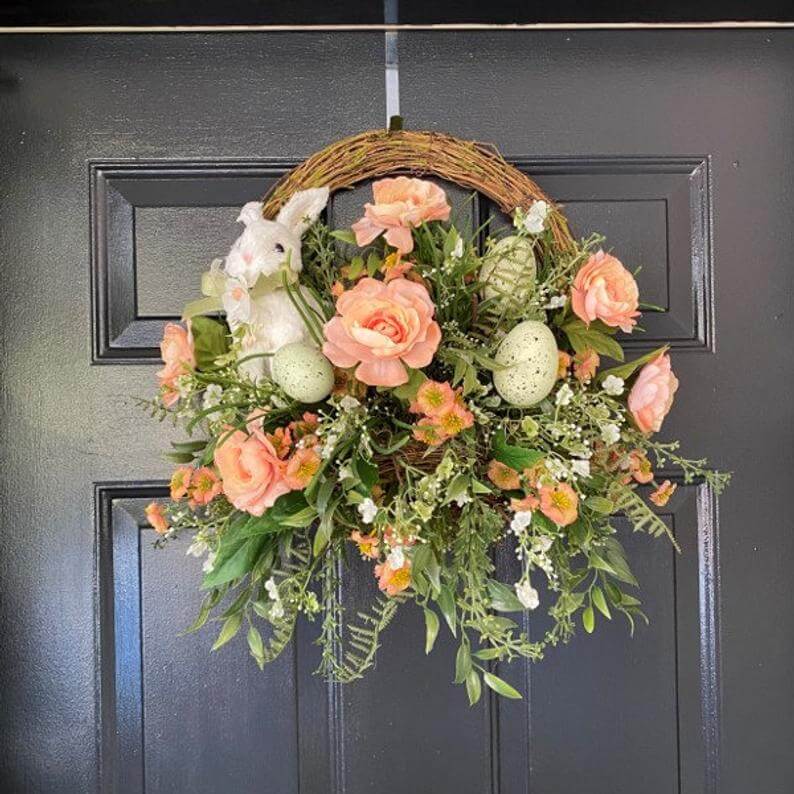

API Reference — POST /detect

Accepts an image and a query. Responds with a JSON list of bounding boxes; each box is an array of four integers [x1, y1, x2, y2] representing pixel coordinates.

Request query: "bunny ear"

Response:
[[237, 201, 264, 227], [276, 187, 329, 237]]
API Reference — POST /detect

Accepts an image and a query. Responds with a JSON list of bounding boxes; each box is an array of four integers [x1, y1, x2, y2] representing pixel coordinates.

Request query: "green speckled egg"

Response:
[[479, 235, 536, 301], [272, 343, 334, 403], [493, 320, 558, 407]]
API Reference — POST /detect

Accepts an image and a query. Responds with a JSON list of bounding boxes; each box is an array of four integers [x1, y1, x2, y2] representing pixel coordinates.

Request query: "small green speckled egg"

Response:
[[493, 320, 558, 407], [272, 343, 334, 403], [479, 235, 536, 302]]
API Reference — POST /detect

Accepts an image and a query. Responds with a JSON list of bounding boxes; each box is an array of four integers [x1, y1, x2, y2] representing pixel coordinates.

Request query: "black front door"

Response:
[[1, 27, 792, 794]]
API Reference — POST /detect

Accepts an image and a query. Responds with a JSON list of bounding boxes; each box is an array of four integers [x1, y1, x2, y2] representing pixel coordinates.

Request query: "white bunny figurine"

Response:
[[221, 187, 329, 382]]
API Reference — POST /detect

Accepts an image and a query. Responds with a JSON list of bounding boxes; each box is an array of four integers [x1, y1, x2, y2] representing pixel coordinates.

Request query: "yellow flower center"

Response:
[[552, 491, 572, 510], [390, 568, 411, 589]]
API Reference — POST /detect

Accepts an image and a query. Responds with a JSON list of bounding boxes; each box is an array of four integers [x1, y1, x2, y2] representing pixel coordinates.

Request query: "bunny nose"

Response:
[[275, 243, 285, 254]]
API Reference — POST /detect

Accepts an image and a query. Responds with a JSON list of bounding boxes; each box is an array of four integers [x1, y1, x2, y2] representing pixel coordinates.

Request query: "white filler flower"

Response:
[[602, 374, 625, 396], [522, 200, 550, 234], [601, 423, 621, 445], [510, 510, 533, 534], [515, 580, 540, 610], [357, 498, 378, 524]]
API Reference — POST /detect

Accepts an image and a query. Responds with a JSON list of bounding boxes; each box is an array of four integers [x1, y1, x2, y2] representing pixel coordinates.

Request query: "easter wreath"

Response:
[[144, 129, 728, 703]]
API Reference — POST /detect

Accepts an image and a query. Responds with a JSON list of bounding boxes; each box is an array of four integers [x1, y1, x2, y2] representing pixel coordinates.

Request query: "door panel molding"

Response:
[[498, 156, 713, 352], [90, 162, 297, 364]]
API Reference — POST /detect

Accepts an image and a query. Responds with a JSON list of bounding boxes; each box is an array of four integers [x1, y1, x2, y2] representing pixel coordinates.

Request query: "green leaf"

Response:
[[466, 669, 482, 706], [591, 587, 612, 619], [491, 430, 544, 471], [454, 643, 472, 683], [473, 647, 503, 661], [237, 492, 315, 537], [330, 229, 357, 245], [562, 319, 624, 362], [483, 671, 522, 699], [487, 579, 525, 612], [202, 535, 266, 589], [598, 345, 669, 383], [582, 606, 596, 634], [585, 496, 615, 515], [436, 585, 457, 637], [247, 625, 265, 669], [423, 608, 440, 655], [313, 496, 340, 556], [352, 455, 379, 493], [211, 612, 243, 650], [588, 552, 618, 577], [171, 439, 208, 454], [191, 315, 230, 370], [164, 451, 197, 464], [392, 367, 428, 401]]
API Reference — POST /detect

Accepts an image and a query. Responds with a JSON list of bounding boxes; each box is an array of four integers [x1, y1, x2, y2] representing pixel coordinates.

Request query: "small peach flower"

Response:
[[487, 460, 521, 490], [169, 466, 193, 501], [145, 502, 169, 535], [539, 482, 579, 526], [214, 427, 290, 516], [352, 177, 451, 254], [189, 467, 222, 507], [650, 480, 677, 507], [331, 281, 345, 298], [381, 251, 414, 282], [574, 348, 600, 383], [284, 447, 322, 490], [267, 427, 293, 459], [627, 450, 654, 484], [437, 403, 474, 437], [523, 461, 547, 489], [628, 353, 679, 434], [511, 494, 540, 512], [413, 417, 447, 446], [288, 412, 319, 440], [411, 379, 457, 417], [350, 530, 380, 560], [557, 351, 572, 380], [571, 250, 640, 333], [157, 322, 195, 407], [374, 559, 412, 596], [322, 277, 441, 387]]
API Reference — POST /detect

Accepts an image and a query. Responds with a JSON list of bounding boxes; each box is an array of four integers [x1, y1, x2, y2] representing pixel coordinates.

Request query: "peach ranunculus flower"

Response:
[[628, 353, 679, 434], [145, 502, 169, 535], [649, 479, 677, 507], [284, 447, 322, 490], [157, 322, 195, 407], [350, 530, 380, 560], [571, 250, 640, 333], [188, 467, 222, 508], [412, 417, 448, 446], [352, 177, 451, 254], [511, 494, 540, 512], [374, 559, 412, 596], [170, 466, 193, 500], [410, 379, 457, 416], [574, 348, 600, 384], [539, 482, 579, 526], [214, 427, 290, 516], [557, 351, 572, 380], [487, 460, 521, 491], [626, 449, 654, 484], [322, 277, 442, 387]]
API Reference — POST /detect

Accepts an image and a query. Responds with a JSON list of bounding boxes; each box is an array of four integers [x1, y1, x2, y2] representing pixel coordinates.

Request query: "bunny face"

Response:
[[224, 188, 329, 287]]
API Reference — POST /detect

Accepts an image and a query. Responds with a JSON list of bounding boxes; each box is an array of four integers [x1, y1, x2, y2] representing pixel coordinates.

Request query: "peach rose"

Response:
[[157, 322, 195, 407], [571, 251, 640, 333], [352, 177, 451, 254], [214, 428, 290, 516], [322, 277, 441, 387], [628, 353, 679, 434]]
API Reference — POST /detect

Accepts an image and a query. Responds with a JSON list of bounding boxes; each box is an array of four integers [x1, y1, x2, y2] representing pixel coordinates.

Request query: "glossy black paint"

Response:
[[1, 27, 793, 794]]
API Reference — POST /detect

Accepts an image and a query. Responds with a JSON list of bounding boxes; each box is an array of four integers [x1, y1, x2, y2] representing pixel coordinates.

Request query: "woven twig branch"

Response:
[[261, 129, 574, 251]]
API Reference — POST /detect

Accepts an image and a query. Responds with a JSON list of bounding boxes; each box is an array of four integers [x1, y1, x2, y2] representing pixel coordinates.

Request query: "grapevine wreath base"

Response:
[[143, 129, 727, 703]]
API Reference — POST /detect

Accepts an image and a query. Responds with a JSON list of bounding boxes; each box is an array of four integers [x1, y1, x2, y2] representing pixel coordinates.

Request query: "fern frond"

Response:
[[610, 483, 681, 552]]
